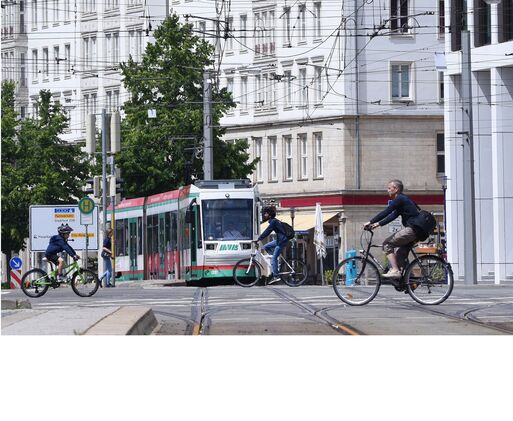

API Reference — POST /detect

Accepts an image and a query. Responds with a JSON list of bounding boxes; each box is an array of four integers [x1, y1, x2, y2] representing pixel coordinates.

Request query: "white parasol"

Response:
[[313, 203, 327, 285]]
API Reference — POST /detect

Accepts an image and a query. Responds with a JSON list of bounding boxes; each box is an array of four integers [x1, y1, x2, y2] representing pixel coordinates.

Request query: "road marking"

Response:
[[332, 323, 360, 335], [191, 324, 201, 335]]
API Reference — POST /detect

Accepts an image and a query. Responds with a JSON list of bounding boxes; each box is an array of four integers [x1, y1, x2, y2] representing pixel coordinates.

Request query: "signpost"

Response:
[[9, 257, 22, 289], [78, 197, 95, 270]]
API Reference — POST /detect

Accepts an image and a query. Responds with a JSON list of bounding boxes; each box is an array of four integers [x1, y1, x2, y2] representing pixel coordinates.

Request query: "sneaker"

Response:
[[268, 277, 281, 285], [382, 270, 401, 279], [57, 274, 66, 282]]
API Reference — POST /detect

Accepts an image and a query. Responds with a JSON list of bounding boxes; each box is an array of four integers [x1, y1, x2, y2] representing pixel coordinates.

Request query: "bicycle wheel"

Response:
[[233, 258, 263, 287], [332, 256, 381, 305], [405, 255, 454, 305], [281, 259, 307, 287], [71, 268, 100, 297], [21, 269, 50, 298]]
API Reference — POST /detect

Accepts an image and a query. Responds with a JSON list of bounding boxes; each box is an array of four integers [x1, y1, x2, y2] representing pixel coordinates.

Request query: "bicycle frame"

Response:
[[250, 243, 297, 278], [39, 260, 81, 286]]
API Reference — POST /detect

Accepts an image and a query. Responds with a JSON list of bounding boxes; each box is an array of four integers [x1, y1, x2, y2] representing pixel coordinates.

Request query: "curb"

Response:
[[83, 306, 158, 335], [1, 299, 32, 310]]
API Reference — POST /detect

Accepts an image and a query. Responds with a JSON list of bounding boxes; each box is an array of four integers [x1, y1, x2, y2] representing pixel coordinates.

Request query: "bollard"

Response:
[[345, 250, 357, 286]]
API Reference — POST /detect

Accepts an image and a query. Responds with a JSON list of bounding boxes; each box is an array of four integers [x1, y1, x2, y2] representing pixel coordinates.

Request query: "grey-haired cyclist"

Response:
[[45, 224, 80, 282]]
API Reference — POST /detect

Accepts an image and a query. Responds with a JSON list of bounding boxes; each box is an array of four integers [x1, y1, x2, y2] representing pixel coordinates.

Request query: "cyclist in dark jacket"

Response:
[[364, 179, 421, 278], [45, 224, 79, 281], [256, 206, 289, 284]]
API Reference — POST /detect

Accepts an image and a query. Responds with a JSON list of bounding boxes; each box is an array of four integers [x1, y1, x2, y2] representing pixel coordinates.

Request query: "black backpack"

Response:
[[280, 221, 295, 240], [409, 205, 437, 241]]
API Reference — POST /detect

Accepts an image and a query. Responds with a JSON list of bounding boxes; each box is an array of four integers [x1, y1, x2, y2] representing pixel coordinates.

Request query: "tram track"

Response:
[[187, 287, 209, 335], [384, 296, 513, 334], [268, 287, 364, 335]]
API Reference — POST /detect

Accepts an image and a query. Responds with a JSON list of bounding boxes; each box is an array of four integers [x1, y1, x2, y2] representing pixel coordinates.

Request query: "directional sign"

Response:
[[9, 256, 22, 270], [78, 197, 95, 215]]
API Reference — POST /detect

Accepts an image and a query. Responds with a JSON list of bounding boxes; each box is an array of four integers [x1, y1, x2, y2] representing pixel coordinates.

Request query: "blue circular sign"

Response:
[[9, 256, 22, 270]]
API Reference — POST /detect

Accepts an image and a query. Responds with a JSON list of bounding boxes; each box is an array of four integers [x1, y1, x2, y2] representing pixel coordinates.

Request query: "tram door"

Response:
[[128, 218, 138, 279], [158, 214, 166, 278]]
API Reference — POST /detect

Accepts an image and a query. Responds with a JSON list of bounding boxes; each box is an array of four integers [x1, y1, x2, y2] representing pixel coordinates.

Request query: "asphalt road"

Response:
[[3, 282, 513, 335]]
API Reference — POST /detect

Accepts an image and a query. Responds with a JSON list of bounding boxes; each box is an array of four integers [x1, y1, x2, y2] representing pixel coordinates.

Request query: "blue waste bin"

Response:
[[345, 250, 357, 286]]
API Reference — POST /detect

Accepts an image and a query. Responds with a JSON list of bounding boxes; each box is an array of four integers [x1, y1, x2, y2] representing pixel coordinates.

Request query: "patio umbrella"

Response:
[[314, 203, 327, 285]]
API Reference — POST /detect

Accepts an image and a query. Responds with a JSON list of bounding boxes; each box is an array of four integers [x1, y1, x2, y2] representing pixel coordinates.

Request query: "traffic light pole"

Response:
[[101, 109, 108, 235]]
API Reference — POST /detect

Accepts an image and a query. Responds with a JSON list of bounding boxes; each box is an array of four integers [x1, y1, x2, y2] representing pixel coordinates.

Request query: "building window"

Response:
[[254, 137, 263, 182], [499, 0, 513, 42], [226, 77, 234, 94], [474, 0, 491, 47], [20, 0, 26, 34], [53, 45, 59, 78], [227, 16, 234, 50], [438, 0, 445, 36], [240, 76, 248, 111], [42, 0, 48, 26], [313, 2, 321, 39], [32, 0, 38, 30], [82, 35, 97, 71], [240, 15, 247, 47], [20, 53, 26, 87], [198, 21, 206, 39], [53, 0, 59, 24], [391, 63, 412, 101], [284, 70, 292, 107], [299, 4, 306, 42], [64, 0, 70, 20], [64, 44, 71, 75], [390, 0, 409, 33], [283, 135, 293, 180], [314, 132, 323, 178], [105, 32, 119, 67], [450, 0, 465, 51], [436, 133, 445, 174], [31, 49, 38, 80], [299, 67, 307, 106], [314, 66, 323, 104], [42, 47, 49, 78], [255, 74, 262, 107], [269, 136, 278, 181], [298, 133, 308, 179]]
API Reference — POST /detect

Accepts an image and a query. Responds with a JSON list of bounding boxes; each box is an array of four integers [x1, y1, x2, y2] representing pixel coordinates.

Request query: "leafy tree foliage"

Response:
[[118, 14, 257, 198], [1, 85, 93, 268]]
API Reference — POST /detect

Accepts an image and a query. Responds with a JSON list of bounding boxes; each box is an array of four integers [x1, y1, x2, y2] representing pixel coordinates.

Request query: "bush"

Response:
[[1, 282, 12, 290], [324, 269, 334, 285]]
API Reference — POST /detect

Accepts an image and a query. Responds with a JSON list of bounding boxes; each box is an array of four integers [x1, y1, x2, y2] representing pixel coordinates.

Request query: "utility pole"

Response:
[[101, 109, 108, 233], [203, 69, 213, 180], [461, 30, 477, 285]]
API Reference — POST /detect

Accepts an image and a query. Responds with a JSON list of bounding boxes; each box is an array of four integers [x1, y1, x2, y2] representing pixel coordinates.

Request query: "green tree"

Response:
[[118, 14, 257, 198], [1, 87, 93, 278]]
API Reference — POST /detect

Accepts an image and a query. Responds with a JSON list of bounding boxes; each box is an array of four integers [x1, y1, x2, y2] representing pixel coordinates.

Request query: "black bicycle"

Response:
[[332, 227, 454, 305]]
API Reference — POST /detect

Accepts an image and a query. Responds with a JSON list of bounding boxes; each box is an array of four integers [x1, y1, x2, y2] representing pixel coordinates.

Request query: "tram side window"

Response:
[[138, 217, 142, 254], [124, 221, 129, 256], [115, 219, 126, 256], [147, 214, 159, 255], [165, 212, 171, 253], [170, 211, 177, 251]]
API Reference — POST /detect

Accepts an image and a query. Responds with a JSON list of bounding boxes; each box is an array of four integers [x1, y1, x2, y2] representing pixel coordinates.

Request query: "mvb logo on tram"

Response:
[[219, 244, 239, 251]]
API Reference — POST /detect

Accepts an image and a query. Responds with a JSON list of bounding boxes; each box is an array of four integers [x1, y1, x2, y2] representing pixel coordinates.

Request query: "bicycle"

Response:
[[332, 227, 454, 305], [233, 242, 307, 287], [21, 256, 101, 298]]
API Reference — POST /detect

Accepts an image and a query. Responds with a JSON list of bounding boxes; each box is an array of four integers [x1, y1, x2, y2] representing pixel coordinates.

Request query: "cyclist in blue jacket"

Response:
[[256, 206, 289, 284], [45, 224, 80, 281]]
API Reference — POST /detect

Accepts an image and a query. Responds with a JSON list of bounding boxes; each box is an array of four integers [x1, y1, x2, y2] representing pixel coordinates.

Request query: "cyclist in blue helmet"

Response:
[[45, 224, 79, 281]]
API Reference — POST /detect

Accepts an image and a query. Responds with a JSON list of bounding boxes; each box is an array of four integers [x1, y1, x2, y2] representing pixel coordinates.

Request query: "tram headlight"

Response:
[[242, 243, 251, 250]]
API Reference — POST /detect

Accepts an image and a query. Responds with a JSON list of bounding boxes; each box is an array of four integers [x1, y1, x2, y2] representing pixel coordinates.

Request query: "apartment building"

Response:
[[445, 0, 513, 283], [1, 0, 167, 142], [173, 0, 447, 274]]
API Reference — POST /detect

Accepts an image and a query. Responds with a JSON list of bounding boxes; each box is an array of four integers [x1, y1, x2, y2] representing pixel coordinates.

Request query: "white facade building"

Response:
[[445, 0, 513, 283], [173, 0, 447, 274], [2, 0, 167, 142]]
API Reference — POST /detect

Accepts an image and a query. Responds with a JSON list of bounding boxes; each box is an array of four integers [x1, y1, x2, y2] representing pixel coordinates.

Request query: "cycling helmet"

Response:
[[58, 223, 73, 234]]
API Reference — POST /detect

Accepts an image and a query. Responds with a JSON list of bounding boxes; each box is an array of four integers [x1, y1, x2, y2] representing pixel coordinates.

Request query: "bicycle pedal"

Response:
[[51, 282, 60, 288]]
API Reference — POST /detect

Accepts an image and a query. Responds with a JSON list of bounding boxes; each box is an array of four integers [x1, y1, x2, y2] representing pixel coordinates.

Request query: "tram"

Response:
[[107, 179, 260, 283]]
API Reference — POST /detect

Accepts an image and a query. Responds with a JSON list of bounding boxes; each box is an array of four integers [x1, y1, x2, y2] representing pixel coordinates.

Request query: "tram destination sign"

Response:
[[29, 205, 99, 251]]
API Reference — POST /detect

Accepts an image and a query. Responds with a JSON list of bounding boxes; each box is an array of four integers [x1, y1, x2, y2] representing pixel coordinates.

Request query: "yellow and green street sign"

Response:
[[78, 197, 95, 214]]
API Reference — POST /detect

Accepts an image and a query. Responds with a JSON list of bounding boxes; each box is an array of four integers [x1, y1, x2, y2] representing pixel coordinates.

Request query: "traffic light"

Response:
[[108, 176, 125, 197], [85, 114, 96, 154], [85, 176, 101, 197]]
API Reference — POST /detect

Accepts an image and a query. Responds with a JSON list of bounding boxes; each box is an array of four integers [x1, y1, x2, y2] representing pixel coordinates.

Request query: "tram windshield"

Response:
[[202, 199, 253, 241]]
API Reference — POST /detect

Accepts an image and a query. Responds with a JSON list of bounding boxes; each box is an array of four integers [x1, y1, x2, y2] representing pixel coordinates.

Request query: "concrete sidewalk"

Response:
[[1, 302, 157, 335]]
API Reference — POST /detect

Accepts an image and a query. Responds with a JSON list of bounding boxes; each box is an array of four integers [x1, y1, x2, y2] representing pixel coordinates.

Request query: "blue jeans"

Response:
[[102, 256, 112, 286], [264, 240, 285, 277]]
